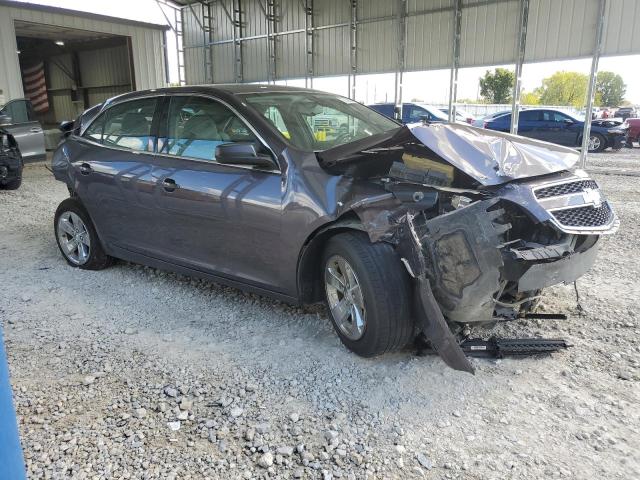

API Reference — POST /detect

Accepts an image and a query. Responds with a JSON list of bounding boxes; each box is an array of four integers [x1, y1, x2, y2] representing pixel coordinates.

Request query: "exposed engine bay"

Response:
[[319, 123, 619, 373]]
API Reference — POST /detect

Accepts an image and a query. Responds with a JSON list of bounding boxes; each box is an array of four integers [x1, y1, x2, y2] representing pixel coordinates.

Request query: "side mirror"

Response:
[[215, 142, 277, 169], [0, 114, 12, 126], [563, 118, 574, 125], [59, 120, 75, 137]]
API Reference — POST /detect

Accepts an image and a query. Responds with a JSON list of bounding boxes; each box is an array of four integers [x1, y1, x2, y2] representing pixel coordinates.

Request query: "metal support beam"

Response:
[[394, 0, 407, 120], [203, 2, 215, 83], [175, 6, 185, 85], [232, 0, 243, 82], [580, 0, 607, 168], [510, 0, 529, 134], [266, 0, 278, 83], [304, 0, 314, 88], [348, 0, 357, 99], [447, 0, 462, 123]]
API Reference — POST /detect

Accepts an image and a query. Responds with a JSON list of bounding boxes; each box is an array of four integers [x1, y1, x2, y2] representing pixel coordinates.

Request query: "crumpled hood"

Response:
[[409, 123, 579, 186]]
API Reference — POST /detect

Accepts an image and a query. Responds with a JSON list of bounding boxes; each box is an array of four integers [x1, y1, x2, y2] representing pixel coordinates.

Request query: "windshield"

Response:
[[240, 92, 400, 151]]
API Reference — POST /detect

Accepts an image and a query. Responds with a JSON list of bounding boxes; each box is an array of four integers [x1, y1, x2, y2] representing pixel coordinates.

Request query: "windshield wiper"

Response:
[[358, 145, 405, 154]]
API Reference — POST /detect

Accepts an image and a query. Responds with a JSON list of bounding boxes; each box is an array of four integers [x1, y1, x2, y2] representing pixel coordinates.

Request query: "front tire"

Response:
[[54, 198, 113, 270], [0, 176, 21, 190], [321, 231, 414, 357], [587, 133, 606, 153]]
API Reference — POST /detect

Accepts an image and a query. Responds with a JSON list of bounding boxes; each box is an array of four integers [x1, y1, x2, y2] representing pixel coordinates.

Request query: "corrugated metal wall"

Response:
[[47, 53, 77, 122], [0, 3, 167, 105], [41, 45, 132, 122], [181, 0, 640, 86]]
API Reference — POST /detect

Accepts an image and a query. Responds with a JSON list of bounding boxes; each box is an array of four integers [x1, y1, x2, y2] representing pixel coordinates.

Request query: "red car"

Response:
[[627, 118, 640, 146]]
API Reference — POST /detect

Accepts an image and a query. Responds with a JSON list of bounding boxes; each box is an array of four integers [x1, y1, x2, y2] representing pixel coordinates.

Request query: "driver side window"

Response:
[[406, 106, 427, 123], [1, 99, 34, 124], [164, 96, 258, 162]]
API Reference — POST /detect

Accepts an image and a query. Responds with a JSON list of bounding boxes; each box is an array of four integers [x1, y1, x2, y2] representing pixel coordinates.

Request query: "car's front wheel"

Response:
[[0, 176, 21, 190], [54, 198, 113, 270], [587, 133, 606, 153], [322, 231, 414, 357]]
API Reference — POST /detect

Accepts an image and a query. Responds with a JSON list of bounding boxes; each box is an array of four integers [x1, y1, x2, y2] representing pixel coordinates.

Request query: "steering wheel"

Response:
[[333, 131, 354, 144]]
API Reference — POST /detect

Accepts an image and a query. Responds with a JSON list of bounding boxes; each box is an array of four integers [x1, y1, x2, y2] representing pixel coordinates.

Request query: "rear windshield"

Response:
[[240, 92, 400, 152]]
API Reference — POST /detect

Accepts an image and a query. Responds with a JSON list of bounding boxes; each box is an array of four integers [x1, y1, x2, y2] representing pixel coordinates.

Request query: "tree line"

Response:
[[475, 67, 627, 107]]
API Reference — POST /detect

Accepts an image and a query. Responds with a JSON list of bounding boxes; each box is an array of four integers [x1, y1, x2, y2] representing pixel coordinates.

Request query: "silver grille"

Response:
[[535, 180, 598, 199], [552, 203, 614, 228]]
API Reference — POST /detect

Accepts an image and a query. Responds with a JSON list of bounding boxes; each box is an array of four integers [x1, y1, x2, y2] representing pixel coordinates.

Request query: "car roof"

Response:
[[105, 84, 339, 105]]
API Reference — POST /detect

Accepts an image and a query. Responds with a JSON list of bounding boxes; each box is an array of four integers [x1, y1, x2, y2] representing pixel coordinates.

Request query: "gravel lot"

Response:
[[1, 149, 639, 479]]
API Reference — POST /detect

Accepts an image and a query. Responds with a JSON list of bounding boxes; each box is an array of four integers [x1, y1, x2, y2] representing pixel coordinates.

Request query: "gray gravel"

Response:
[[1, 150, 639, 479]]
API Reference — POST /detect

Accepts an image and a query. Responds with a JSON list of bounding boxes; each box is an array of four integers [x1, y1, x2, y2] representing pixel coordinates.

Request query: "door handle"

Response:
[[162, 178, 178, 192], [79, 163, 92, 175], [30, 127, 42, 133]]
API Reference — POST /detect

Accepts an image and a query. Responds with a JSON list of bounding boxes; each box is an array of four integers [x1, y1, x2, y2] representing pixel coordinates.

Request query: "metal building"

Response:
[[0, 0, 168, 123], [175, 0, 640, 164]]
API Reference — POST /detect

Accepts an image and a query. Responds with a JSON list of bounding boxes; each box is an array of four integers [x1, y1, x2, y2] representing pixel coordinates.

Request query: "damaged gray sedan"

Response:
[[51, 86, 618, 372]]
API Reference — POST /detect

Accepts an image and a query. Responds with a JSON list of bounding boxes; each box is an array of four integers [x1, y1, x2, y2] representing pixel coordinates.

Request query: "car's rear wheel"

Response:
[[54, 198, 113, 270], [322, 231, 414, 357], [587, 133, 606, 153]]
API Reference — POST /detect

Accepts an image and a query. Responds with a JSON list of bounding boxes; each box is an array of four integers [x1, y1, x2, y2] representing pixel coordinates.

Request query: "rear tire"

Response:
[[0, 176, 21, 190], [321, 231, 414, 357], [54, 198, 113, 270]]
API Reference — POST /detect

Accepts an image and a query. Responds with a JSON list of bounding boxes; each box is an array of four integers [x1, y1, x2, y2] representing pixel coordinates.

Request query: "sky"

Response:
[[12, 0, 640, 105]]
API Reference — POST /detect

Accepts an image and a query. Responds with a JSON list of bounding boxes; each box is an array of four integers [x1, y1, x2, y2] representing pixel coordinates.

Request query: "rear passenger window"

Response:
[[83, 98, 158, 152], [83, 114, 106, 142], [519, 110, 540, 122], [163, 96, 259, 162]]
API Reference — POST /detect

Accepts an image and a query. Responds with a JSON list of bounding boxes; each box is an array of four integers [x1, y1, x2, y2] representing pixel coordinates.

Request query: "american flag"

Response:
[[22, 62, 49, 114]]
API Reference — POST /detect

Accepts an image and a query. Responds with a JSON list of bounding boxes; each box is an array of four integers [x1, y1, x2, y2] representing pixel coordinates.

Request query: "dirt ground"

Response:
[[1, 148, 638, 479]]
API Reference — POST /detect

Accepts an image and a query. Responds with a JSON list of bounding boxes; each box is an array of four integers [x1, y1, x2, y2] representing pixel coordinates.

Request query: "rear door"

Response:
[[73, 96, 161, 250], [0, 100, 45, 161]]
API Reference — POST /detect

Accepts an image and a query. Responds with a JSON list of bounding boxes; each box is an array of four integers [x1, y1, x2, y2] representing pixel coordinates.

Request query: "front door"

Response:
[[144, 95, 284, 291], [542, 110, 578, 146], [0, 99, 45, 161]]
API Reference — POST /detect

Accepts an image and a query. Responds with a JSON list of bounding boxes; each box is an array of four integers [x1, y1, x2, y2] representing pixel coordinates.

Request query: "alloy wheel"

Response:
[[588, 135, 601, 152], [57, 211, 91, 265], [324, 254, 366, 341]]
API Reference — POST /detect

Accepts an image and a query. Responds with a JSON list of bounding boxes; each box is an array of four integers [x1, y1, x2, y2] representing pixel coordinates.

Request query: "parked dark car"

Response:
[[472, 110, 512, 127], [368, 102, 449, 124], [0, 128, 22, 190], [439, 107, 476, 124], [483, 108, 628, 152], [51, 86, 618, 372], [614, 106, 637, 120]]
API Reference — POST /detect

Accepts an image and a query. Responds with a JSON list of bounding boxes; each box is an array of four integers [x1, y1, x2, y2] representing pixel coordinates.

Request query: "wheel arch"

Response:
[[296, 211, 369, 305]]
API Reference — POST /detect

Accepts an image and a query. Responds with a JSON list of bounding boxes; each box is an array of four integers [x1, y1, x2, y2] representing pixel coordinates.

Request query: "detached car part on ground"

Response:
[[51, 86, 618, 373], [0, 128, 23, 190]]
